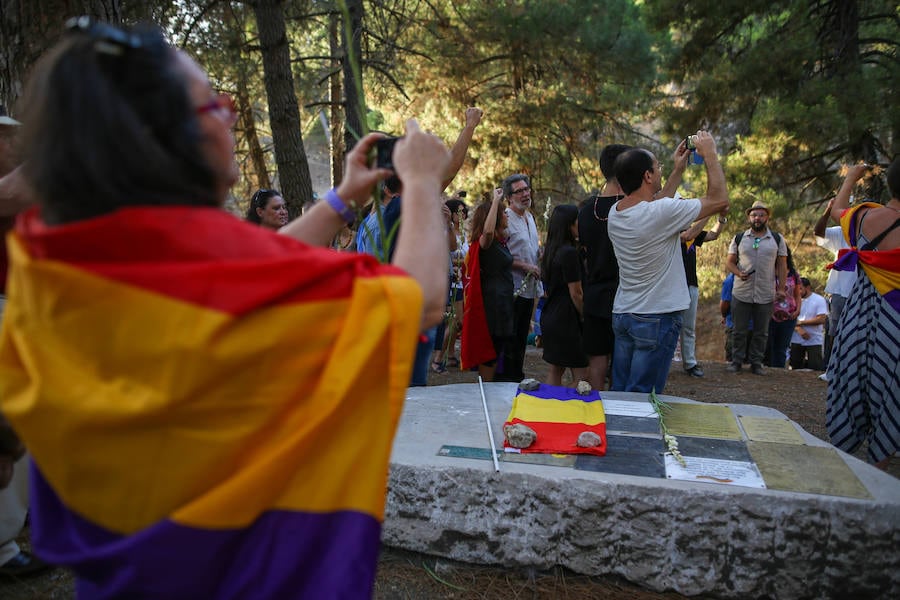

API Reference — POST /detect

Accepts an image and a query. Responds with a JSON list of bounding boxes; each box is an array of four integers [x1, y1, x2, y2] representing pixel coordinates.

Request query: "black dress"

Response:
[[540, 245, 588, 367], [479, 241, 514, 341]]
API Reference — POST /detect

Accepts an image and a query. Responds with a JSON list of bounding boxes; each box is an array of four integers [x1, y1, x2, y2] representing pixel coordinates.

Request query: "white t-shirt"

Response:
[[791, 292, 828, 347], [504, 208, 540, 299], [608, 197, 702, 314], [815, 226, 856, 297]]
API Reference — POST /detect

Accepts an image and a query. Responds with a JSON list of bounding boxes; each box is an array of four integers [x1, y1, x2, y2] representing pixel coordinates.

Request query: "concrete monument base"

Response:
[[383, 383, 899, 599]]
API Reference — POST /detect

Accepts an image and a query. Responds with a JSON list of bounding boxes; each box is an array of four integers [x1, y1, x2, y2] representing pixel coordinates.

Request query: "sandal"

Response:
[[446, 356, 460, 369], [430, 361, 447, 374]]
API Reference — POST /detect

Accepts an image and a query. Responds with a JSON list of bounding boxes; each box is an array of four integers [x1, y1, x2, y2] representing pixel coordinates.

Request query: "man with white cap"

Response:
[[725, 200, 788, 375]]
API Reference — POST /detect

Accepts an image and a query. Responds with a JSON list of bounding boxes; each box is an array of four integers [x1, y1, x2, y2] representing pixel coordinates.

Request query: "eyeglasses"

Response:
[[197, 93, 237, 118], [753, 237, 761, 250], [510, 186, 531, 196]]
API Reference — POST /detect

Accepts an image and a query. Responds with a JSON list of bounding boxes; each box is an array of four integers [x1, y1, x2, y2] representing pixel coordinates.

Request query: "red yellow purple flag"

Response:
[[0, 206, 422, 598], [461, 239, 496, 369], [833, 203, 900, 313], [504, 384, 607, 456]]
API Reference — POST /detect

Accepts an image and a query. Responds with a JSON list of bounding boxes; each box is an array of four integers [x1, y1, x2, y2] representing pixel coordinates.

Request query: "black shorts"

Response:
[[582, 313, 614, 356]]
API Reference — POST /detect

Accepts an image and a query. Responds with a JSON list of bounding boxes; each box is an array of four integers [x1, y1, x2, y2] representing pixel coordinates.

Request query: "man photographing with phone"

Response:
[[607, 132, 729, 393]]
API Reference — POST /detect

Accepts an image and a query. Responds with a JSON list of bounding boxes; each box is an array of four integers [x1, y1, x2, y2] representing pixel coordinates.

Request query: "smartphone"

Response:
[[375, 136, 402, 170], [684, 135, 704, 165]]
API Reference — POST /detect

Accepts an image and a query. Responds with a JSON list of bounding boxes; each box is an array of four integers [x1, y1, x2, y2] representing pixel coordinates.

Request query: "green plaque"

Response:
[[747, 442, 872, 499], [663, 403, 743, 440]]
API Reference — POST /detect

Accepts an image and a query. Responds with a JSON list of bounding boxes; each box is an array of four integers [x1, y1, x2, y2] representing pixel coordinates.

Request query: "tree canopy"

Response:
[[2, 0, 897, 222]]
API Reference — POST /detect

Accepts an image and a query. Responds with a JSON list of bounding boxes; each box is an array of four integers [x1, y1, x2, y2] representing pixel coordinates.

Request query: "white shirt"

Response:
[[504, 207, 540, 299], [791, 292, 828, 347], [608, 196, 702, 314], [815, 226, 856, 297]]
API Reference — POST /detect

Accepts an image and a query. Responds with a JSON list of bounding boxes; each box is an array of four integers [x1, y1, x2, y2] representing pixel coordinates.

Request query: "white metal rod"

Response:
[[478, 376, 501, 472]]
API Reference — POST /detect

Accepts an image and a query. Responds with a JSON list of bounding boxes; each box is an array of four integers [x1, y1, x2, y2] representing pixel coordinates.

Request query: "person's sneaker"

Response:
[[751, 364, 766, 376], [818, 372, 829, 381], [685, 365, 705, 378], [0, 551, 51, 578], [725, 363, 741, 373]]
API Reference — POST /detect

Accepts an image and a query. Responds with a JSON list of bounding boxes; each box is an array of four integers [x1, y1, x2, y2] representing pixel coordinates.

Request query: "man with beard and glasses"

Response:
[[725, 201, 788, 375], [500, 173, 541, 382]]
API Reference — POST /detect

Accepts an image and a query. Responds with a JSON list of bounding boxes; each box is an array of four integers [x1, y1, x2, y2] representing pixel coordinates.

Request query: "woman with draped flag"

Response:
[[461, 188, 514, 381], [0, 18, 450, 598], [826, 160, 900, 470]]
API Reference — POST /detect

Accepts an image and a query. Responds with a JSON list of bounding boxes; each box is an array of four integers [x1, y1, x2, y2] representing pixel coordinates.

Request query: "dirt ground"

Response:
[[3, 303, 896, 599]]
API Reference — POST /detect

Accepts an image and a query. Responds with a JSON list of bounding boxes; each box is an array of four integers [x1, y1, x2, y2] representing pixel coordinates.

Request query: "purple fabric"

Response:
[[886, 289, 900, 314], [29, 463, 381, 599], [832, 247, 859, 272], [516, 383, 601, 402]]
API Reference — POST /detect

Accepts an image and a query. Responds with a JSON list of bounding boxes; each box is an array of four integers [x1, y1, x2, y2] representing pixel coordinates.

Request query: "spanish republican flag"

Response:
[[504, 384, 607, 456], [460, 240, 495, 369], [0, 207, 422, 599], [834, 202, 900, 314]]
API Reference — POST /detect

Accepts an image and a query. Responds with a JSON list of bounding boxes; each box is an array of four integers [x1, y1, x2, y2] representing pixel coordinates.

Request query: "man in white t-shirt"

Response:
[[607, 132, 729, 393], [813, 197, 856, 369], [501, 173, 541, 382], [790, 277, 828, 371]]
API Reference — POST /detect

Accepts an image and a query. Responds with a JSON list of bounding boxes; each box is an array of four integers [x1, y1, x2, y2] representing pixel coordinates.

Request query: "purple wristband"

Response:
[[324, 188, 355, 223]]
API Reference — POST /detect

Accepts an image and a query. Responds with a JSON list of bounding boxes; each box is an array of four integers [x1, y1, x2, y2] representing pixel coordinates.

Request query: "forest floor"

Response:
[[3, 303, 896, 599]]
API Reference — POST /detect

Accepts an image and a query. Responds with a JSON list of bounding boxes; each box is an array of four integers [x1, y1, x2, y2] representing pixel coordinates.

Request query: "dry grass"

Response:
[[374, 547, 700, 599]]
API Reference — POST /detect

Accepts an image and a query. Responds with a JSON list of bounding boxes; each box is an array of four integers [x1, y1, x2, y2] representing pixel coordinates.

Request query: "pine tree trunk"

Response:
[[0, 0, 124, 113], [340, 0, 365, 156], [329, 11, 344, 186], [252, 0, 313, 218]]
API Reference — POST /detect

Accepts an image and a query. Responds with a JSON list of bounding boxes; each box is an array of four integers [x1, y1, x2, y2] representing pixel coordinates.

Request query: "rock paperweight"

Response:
[[518, 378, 540, 391], [504, 423, 537, 449], [576, 431, 602, 448]]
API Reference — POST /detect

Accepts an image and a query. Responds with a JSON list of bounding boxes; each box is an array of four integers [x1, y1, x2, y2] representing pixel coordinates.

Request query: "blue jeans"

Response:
[[611, 312, 682, 393], [410, 327, 437, 387], [766, 318, 796, 368]]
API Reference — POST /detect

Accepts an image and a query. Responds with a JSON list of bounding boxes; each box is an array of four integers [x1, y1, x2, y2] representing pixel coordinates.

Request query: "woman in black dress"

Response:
[[462, 189, 514, 381], [540, 204, 588, 385]]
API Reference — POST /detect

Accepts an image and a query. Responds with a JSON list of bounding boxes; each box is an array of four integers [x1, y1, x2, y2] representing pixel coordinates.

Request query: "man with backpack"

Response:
[[725, 201, 788, 375]]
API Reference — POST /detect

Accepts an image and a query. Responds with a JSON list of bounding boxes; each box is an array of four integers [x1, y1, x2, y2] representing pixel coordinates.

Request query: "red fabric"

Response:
[[460, 240, 495, 369], [504, 418, 607, 456], [0, 216, 13, 294], [13, 206, 406, 315]]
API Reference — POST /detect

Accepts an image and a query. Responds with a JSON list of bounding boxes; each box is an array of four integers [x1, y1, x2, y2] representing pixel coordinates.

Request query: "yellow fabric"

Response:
[[0, 236, 421, 533], [840, 202, 900, 295], [510, 393, 606, 425]]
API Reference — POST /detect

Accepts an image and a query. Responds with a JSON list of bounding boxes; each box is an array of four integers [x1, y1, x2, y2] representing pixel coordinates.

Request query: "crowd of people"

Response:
[[0, 16, 896, 598]]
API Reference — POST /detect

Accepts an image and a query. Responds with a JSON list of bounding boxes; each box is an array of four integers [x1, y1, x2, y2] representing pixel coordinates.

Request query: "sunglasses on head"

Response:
[[66, 16, 142, 56], [251, 189, 276, 207]]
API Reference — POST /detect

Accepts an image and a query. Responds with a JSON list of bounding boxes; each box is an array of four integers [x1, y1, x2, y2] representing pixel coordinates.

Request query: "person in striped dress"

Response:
[[826, 160, 900, 470]]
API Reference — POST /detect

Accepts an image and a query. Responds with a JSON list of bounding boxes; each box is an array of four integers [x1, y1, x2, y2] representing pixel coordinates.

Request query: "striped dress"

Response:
[[825, 204, 900, 464]]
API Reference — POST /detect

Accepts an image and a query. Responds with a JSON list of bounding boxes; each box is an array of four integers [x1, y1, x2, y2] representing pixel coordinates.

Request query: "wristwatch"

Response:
[[717, 216, 727, 224]]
